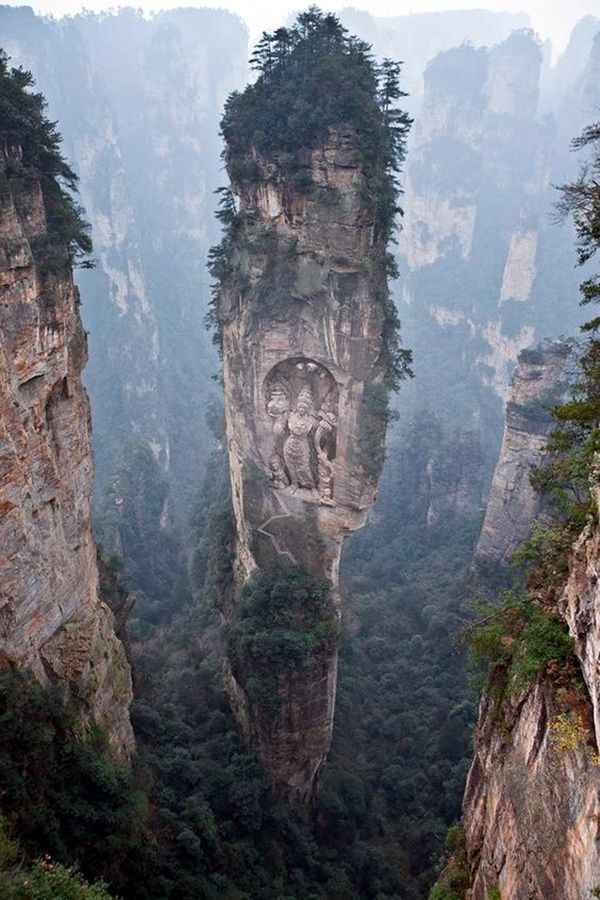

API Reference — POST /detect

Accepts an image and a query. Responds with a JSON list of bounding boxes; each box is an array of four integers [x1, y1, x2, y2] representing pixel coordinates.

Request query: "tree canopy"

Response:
[[220, 7, 411, 241], [0, 49, 92, 266]]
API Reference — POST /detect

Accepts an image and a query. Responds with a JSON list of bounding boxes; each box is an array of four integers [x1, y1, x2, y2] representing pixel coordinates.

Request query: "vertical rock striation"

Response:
[[219, 125, 393, 801], [475, 342, 571, 568], [462, 670, 600, 899], [0, 138, 133, 759], [462, 476, 600, 898]]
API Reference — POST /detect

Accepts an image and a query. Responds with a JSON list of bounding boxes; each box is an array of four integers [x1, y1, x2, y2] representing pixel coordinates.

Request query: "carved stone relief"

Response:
[[264, 358, 338, 505]]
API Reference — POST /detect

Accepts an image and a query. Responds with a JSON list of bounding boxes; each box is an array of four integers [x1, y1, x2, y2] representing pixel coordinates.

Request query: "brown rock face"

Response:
[[219, 126, 390, 802], [0, 143, 133, 759], [462, 476, 600, 899], [475, 343, 571, 568], [463, 675, 600, 899]]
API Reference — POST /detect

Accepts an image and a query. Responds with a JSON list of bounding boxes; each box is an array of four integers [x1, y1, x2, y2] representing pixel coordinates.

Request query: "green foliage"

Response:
[[468, 591, 575, 694], [222, 7, 410, 233], [0, 668, 146, 892], [512, 518, 575, 593], [0, 815, 112, 897], [428, 823, 468, 900], [526, 120, 600, 583], [556, 122, 600, 268], [228, 565, 338, 717], [205, 186, 240, 352], [208, 7, 413, 391], [0, 49, 92, 267], [429, 886, 462, 900]]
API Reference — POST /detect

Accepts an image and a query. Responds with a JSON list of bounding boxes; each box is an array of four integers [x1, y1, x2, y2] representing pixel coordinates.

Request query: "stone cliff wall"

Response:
[[461, 476, 600, 898], [463, 670, 600, 899], [0, 141, 133, 759], [219, 126, 391, 802], [475, 342, 571, 568]]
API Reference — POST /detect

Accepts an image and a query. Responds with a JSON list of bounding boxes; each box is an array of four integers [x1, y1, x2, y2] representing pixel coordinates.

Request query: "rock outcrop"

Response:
[[0, 141, 133, 759], [459, 448, 600, 898], [462, 472, 600, 898], [219, 126, 392, 802], [463, 669, 600, 899], [475, 342, 571, 568]]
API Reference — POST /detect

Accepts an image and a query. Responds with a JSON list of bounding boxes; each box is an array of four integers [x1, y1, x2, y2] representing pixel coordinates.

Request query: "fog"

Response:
[[2, 0, 599, 56]]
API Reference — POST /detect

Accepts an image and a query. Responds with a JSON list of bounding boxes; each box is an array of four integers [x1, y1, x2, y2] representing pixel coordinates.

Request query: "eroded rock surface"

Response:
[[463, 473, 600, 899], [220, 126, 390, 801], [475, 343, 571, 568], [0, 142, 133, 759], [463, 674, 600, 900]]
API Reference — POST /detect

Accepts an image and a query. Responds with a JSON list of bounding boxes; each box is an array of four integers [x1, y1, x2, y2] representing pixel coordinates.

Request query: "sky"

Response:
[[4, 0, 600, 56]]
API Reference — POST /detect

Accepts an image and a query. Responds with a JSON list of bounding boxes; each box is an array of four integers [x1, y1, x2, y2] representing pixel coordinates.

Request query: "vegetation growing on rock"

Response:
[[228, 566, 338, 718], [468, 590, 576, 695], [221, 6, 410, 248], [207, 7, 413, 393], [0, 50, 92, 266]]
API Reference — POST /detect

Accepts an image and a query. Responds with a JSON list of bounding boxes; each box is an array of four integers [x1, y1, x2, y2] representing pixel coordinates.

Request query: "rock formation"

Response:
[[462, 476, 600, 898], [475, 342, 571, 568], [396, 29, 586, 489], [0, 136, 133, 759], [462, 670, 600, 899], [218, 124, 393, 802]]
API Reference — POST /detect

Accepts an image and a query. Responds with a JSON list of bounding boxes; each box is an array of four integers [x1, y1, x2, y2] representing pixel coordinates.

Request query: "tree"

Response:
[[0, 49, 92, 267]]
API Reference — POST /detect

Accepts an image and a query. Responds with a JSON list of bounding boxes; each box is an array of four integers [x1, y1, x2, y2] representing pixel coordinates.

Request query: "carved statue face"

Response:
[[288, 404, 314, 436], [295, 401, 312, 418]]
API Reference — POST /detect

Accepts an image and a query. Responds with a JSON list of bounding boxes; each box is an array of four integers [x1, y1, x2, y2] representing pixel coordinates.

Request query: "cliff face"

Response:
[[220, 126, 390, 801], [462, 476, 600, 898], [463, 671, 600, 899], [0, 142, 133, 759], [475, 343, 571, 568]]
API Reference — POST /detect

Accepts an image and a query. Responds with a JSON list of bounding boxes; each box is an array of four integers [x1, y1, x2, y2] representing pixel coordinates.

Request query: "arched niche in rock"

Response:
[[263, 357, 339, 505]]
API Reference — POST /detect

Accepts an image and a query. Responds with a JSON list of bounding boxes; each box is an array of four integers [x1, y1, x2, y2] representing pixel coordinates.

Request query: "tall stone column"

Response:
[[218, 125, 394, 801]]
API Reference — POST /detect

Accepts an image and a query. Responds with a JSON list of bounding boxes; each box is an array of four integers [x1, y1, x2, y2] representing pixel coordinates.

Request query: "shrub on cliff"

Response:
[[0, 813, 112, 899], [227, 564, 338, 717], [0, 49, 92, 266], [467, 591, 575, 695]]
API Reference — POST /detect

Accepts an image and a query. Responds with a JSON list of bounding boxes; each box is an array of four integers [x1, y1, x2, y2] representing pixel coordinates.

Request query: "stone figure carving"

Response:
[[264, 358, 338, 504], [284, 386, 318, 489]]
